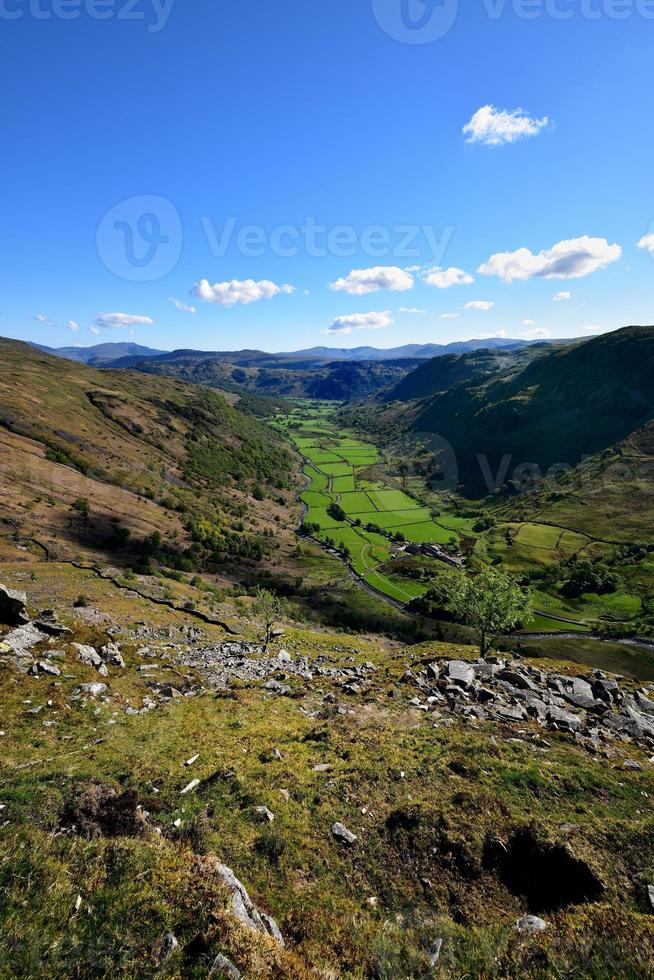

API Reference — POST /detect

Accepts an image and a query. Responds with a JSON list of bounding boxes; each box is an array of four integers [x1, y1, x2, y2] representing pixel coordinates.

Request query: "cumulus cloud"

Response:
[[89, 326, 100, 335], [329, 266, 413, 295], [553, 291, 571, 302], [440, 313, 460, 320], [638, 234, 654, 253], [464, 300, 494, 311], [423, 266, 474, 289], [94, 312, 155, 330], [66, 320, 80, 332], [34, 313, 54, 326], [326, 311, 393, 335], [193, 278, 295, 307], [523, 327, 551, 339], [169, 297, 196, 314], [399, 307, 427, 314], [463, 105, 549, 146], [478, 236, 622, 282]]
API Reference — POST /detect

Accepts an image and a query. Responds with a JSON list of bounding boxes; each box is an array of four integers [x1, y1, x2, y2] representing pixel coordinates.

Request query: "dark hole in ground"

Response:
[[483, 826, 605, 913], [60, 783, 147, 839]]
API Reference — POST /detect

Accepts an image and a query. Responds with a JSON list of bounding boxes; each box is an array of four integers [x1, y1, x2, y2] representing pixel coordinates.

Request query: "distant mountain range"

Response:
[[32, 342, 166, 365], [30, 336, 562, 369]]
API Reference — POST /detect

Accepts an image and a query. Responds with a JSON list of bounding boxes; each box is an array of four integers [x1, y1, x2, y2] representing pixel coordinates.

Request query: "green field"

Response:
[[283, 404, 648, 638], [285, 406, 469, 604]]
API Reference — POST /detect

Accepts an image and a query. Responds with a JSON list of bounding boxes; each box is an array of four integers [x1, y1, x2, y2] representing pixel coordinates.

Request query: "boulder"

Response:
[[444, 661, 476, 689], [0, 585, 29, 626], [4, 623, 49, 655], [332, 822, 358, 845], [255, 806, 275, 823], [515, 915, 548, 934]]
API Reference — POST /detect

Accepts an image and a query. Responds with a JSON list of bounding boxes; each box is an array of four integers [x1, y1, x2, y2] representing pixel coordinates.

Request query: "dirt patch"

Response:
[[60, 783, 148, 839], [483, 826, 605, 913]]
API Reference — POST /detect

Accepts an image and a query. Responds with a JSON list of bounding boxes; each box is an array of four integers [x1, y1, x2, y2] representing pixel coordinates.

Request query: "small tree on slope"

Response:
[[252, 587, 288, 653], [445, 567, 532, 658]]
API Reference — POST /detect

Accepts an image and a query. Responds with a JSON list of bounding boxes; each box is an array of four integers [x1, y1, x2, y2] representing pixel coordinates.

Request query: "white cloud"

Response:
[[522, 327, 551, 339], [89, 326, 100, 335], [327, 311, 393, 335], [94, 312, 155, 330], [169, 297, 196, 314], [440, 313, 460, 320], [463, 105, 549, 146], [464, 300, 494, 311], [193, 278, 295, 308], [34, 313, 54, 326], [523, 319, 536, 326], [478, 236, 622, 282], [638, 234, 654, 253], [423, 266, 474, 289], [329, 266, 413, 295], [553, 291, 571, 301], [399, 307, 427, 314], [66, 320, 80, 332], [462, 330, 508, 341]]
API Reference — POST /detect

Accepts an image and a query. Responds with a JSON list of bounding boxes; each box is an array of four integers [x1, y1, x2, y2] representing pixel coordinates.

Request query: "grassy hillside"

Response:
[[1, 556, 654, 977], [348, 327, 654, 493], [0, 337, 296, 572]]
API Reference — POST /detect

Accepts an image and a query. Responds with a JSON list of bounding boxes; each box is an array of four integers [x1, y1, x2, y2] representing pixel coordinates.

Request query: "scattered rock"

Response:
[[34, 610, 72, 637], [444, 661, 476, 688], [181, 779, 200, 795], [208, 953, 241, 979], [30, 659, 61, 677], [4, 623, 48, 655], [332, 822, 358, 845], [74, 682, 108, 697], [213, 862, 284, 946], [428, 938, 443, 966], [157, 933, 179, 962], [648, 884, 654, 913], [515, 915, 548, 934], [255, 806, 275, 823]]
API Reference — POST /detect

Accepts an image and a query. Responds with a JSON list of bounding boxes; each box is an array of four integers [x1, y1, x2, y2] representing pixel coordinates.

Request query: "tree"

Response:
[[252, 587, 288, 653], [445, 568, 532, 658]]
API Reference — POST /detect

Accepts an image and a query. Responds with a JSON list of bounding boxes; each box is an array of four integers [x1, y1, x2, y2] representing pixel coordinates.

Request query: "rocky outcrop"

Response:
[[405, 655, 654, 753], [0, 584, 29, 626], [211, 862, 284, 948]]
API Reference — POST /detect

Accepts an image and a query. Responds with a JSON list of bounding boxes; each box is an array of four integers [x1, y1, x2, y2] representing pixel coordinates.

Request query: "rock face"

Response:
[[214, 863, 284, 948], [403, 656, 654, 753], [0, 584, 29, 626]]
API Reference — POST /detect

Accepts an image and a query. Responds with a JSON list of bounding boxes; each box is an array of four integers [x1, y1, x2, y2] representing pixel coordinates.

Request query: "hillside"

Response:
[[0, 338, 296, 574], [349, 327, 654, 493]]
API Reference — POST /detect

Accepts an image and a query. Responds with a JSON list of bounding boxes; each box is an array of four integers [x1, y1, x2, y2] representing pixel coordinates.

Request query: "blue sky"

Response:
[[1, 0, 653, 352]]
